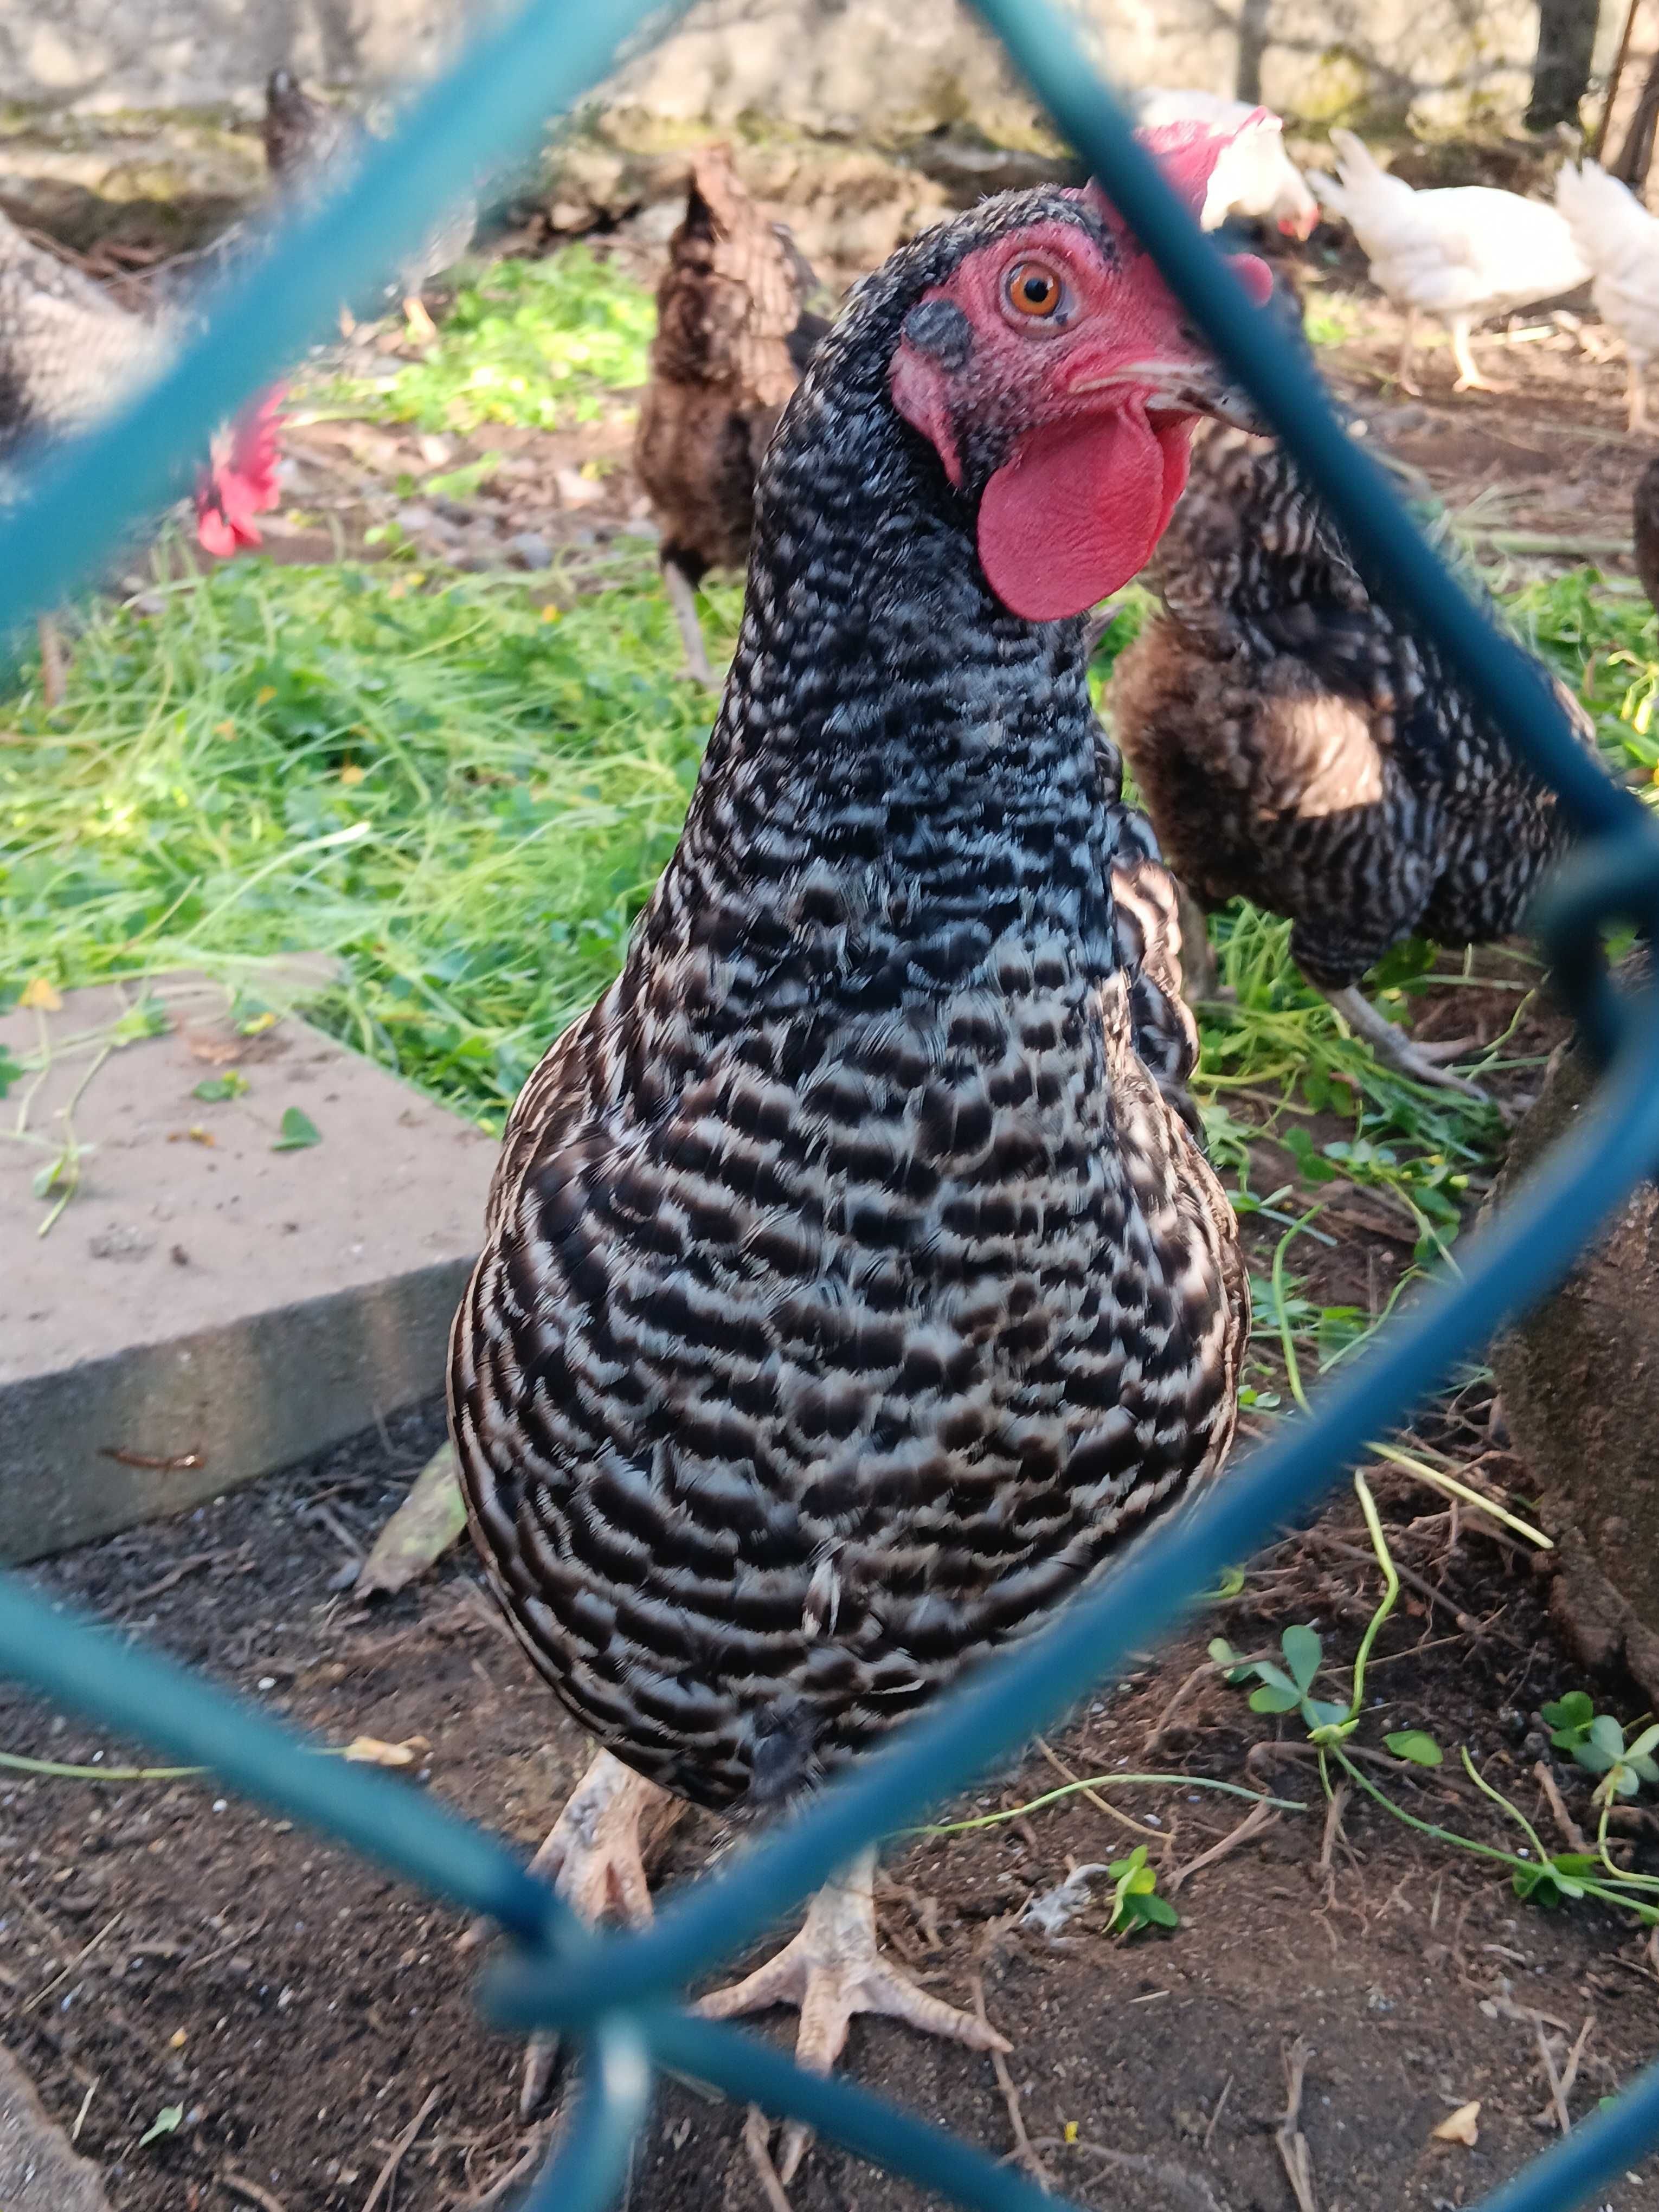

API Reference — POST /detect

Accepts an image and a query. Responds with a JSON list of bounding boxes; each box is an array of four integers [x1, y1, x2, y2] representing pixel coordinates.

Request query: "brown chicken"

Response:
[[634, 145, 831, 684]]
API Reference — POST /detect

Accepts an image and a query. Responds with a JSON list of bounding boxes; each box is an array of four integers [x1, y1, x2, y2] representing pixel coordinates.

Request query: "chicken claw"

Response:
[[514, 1750, 686, 2117], [1322, 985, 1489, 1101], [697, 1846, 1008, 2183]]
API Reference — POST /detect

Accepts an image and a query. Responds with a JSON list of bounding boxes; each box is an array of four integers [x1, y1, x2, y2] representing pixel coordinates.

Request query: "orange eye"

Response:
[[1005, 261, 1065, 319]]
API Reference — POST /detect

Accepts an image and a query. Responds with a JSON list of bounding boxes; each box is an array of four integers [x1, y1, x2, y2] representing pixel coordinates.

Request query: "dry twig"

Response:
[[1166, 1801, 1279, 1895], [970, 1974, 1054, 2192], [1317, 1783, 1354, 1901], [362, 2084, 441, 2211], [1033, 1736, 1161, 1841], [743, 2107, 798, 2212], [1533, 1762, 1590, 1855], [1535, 2019, 1572, 2136], [221, 2176, 291, 2212], [1276, 2037, 1319, 2212]]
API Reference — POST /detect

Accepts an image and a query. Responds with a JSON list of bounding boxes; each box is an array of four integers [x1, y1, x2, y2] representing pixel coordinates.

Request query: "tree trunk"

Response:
[[1613, 46, 1659, 194], [1527, 0, 1603, 126]]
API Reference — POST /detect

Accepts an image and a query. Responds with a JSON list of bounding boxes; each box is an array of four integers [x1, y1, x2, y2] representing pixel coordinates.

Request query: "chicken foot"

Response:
[[402, 294, 440, 346], [1450, 315, 1507, 395], [696, 1846, 1009, 2183], [1629, 355, 1650, 436], [1321, 984, 1488, 1099], [512, 1750, 686, 2117], [663, 556, 718, 687]]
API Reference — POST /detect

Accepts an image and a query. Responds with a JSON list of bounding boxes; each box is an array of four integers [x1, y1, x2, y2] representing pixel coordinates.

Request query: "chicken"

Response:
[[1133, 89, 1319, 239], [1109, 399, 1594, 1094], [449, 120, 1266, 2162], [262, 67, 477, 343], [1308, 128, 1590, 393], [0, 208, 282, 694], [633, 145, 832, 685], [1555, 160, 1659, 432]]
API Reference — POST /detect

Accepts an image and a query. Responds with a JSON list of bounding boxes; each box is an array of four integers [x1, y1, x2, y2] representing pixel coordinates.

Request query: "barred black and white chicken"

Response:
[[1110, 364, 1592, 1096], [0, 207, 282, 696], [449, 116, 1275, 2162]]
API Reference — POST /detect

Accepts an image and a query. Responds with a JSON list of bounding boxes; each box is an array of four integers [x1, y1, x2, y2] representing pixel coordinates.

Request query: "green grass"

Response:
[[310, 246, 655, 433], [2, 545, 739, 1130]]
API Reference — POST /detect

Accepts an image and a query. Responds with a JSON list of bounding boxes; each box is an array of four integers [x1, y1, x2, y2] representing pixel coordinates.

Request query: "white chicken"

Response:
[[1555, 160, 1659, 432], [1133, 89, 1319, 238], [1308, 127, 1590, 393]]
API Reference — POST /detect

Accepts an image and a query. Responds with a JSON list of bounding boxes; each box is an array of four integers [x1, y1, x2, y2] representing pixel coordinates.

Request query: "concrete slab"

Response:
[[0, 2042, 114, 2212], [1, 972, 498, 1564]]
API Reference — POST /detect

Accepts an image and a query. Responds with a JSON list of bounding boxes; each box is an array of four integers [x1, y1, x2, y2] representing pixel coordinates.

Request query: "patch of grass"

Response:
[[310, 246, 655, 433], [1, 544, 740, 1132]]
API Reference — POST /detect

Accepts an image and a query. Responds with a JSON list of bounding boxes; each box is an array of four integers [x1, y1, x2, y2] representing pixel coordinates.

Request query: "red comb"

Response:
[[195, 385, 286, 558], [1084, 118, 1276, 305]]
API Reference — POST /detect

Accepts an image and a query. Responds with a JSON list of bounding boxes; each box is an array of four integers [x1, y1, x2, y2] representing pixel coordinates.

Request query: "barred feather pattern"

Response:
[[1110, 422, 1592, 989], [450, 190, 1248, 1817], [0, 212, 172, 462]]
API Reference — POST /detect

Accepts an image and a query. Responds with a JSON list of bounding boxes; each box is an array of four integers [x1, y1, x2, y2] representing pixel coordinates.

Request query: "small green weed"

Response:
[[1104, 1845, 1180, 1937]]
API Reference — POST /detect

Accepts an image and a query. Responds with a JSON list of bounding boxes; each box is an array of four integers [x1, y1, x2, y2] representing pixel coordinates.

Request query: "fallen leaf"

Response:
[[19, 975, 61, 1012], [139, 2102, 183, 2147], [239, 1011, 279, 1037], [356, 1443, 466, 1598], [185, 1031, 244, 1065], [342, 1735, 426, 1768], [214, 719, 236, 738], [193, 1072, 249, 1103], [1433, 2101, 1481, 2146], [272, 1105, 321, 1151]]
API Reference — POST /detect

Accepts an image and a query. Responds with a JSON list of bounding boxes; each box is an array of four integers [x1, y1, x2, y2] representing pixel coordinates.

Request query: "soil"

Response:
[[4, 1322, 1658, 2212]]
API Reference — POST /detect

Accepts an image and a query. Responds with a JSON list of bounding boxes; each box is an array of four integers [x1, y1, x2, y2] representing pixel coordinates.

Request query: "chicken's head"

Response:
[[889, 119, 1273, 621], [195, 385, 286, 559]]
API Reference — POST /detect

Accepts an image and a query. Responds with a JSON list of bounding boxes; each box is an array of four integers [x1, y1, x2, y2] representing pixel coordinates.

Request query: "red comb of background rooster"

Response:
[[195, 385, 286, 558], [1085, 113, 1276, 306]]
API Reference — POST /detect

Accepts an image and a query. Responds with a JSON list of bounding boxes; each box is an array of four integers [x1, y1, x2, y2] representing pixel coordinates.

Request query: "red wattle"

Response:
[[976, 410, 1193, 622]]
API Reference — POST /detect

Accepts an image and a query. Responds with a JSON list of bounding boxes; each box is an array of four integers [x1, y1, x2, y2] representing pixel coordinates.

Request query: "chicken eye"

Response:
[[1005, 261, 1065, 320]]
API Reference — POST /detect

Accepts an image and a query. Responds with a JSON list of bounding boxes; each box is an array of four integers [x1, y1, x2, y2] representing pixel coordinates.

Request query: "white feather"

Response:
[[1313, 128, 1589, 324], [1556, 159, 1659, 375]]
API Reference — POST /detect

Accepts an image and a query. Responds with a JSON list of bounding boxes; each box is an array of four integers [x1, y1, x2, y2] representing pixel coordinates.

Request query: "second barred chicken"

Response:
[[1110, 401, 1594, 1095]]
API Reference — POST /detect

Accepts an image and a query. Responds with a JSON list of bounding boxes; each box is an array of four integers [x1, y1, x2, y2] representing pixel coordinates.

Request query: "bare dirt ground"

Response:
[[4, 1367, 1657, 2212]]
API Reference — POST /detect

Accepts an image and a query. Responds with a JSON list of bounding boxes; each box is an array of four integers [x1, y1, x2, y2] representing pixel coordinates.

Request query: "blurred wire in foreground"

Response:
[[0, 2, 1655, 2207]]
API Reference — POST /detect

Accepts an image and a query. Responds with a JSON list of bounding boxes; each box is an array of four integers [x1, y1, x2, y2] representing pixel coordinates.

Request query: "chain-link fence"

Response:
[[3, 3, 1657, 2207]]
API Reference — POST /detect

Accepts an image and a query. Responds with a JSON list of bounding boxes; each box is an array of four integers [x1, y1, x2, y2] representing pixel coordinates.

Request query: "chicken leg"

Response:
[[1174, 879, 1226, 1004], [513, 1750, 686, 2116], [696, 1847, 1009, 2183], [1449, 315, 1506, 396], [1396, 305, 1422, 396], [1629, 356, 1650, 436], [1322, 985, 1487, 1101], [662, 555, 718, 687]]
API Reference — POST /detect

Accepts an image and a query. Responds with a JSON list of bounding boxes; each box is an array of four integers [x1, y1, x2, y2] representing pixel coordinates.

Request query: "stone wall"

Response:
[[0, 0, 1602, 134]]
